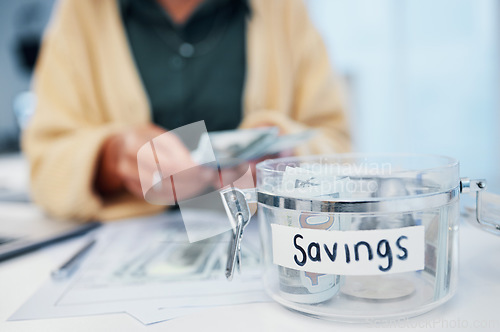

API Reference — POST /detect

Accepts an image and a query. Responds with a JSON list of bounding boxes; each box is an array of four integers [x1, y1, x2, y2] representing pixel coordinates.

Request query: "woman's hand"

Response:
[[95, 124, 216, 202]]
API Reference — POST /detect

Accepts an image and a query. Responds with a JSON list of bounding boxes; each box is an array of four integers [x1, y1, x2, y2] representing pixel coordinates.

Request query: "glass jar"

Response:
[[255, 154, 460, 322]]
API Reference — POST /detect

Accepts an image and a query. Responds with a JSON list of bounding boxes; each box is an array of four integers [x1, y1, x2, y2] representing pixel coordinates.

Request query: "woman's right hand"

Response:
[[95, 124, 217, 202]]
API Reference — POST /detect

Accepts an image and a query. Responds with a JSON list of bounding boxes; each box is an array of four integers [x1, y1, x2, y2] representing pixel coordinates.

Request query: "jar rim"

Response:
[[256, 153, 459, 174]]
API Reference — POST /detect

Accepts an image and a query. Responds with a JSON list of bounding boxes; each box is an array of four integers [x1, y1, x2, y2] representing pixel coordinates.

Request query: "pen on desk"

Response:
[[51, 239, 96, 280]]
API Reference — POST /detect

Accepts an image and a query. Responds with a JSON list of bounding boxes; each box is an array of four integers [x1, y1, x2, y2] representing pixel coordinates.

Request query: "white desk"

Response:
[[0, 217, 499, 332]]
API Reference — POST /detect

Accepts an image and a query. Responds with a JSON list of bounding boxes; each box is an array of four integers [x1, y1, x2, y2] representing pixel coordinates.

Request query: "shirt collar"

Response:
[[118, 0, 251, 20]]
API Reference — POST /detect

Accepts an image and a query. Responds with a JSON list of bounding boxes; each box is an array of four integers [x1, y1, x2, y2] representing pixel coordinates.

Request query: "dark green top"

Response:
[[118, 0, 248, 131]]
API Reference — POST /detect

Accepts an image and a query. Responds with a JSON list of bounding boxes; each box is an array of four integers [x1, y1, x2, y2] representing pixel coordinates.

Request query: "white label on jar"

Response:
[[271, 224, 424, 275]]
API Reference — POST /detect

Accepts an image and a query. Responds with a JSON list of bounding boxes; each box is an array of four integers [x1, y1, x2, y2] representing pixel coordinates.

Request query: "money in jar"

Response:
[[275, 166, 351, 304]]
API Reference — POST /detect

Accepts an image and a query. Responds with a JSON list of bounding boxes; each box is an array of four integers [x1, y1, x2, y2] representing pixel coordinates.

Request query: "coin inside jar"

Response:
[[341, 276, 415, 301]]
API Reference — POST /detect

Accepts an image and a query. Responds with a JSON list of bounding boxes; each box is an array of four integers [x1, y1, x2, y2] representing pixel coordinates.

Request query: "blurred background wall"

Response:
[[307, 0, 500, 192], [0, 0, 499, 192], [0, 0, 54, 151]]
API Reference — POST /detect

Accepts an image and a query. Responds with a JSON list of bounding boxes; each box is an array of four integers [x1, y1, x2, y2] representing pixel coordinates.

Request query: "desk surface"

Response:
[[0, 216, 499, 332]]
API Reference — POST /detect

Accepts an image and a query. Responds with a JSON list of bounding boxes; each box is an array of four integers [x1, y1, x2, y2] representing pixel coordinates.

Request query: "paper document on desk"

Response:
[[9, 211, 268, 325]]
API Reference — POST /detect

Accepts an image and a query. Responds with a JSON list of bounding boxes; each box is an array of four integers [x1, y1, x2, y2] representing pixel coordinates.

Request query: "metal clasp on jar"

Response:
[[460, 178, 500, 235]]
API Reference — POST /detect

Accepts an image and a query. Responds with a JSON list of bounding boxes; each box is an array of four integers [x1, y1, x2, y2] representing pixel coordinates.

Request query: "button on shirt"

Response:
[[119, 0, 248, 132]]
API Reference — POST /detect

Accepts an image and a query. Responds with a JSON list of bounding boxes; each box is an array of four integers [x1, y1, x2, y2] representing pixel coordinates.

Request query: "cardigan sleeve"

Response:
[[240, 0, 351, 155], [22, 0, 162, 221]]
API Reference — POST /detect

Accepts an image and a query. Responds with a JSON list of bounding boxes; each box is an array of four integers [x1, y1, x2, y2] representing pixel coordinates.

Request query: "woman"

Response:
[[23, 0, 351, 221]]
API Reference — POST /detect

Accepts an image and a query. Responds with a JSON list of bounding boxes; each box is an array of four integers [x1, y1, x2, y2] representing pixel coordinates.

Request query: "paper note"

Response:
[[10, 212, 269, 325], [271, 224, 425, 275]]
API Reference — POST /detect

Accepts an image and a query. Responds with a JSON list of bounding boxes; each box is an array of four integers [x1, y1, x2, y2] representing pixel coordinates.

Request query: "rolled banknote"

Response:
[[275, 166, 351, 304]]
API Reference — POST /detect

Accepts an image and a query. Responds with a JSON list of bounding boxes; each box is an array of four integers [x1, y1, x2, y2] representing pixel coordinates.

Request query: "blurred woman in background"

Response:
[[23, 0, 350, 220]]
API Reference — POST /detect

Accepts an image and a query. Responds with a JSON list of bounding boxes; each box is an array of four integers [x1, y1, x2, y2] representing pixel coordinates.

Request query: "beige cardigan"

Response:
[[23, 0, 351, 221]]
